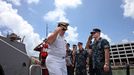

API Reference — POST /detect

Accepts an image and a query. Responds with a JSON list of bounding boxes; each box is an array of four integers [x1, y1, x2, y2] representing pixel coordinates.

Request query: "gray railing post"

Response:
[[126, 64, 130, 75], [29, 64, 42, 75]]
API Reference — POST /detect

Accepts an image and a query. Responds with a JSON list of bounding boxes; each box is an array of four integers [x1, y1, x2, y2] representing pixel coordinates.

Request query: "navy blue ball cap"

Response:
[[90, 28, 101, 34], [78, 42, 83, 45], [66, 43, 70, 47]]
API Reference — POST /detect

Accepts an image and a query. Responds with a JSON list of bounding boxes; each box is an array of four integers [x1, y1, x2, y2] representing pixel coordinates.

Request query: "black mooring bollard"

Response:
[[126, 64, 130, 75]]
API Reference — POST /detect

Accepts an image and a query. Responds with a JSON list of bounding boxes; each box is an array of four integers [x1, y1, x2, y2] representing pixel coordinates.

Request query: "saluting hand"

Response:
[[56, 26, 63, 32]]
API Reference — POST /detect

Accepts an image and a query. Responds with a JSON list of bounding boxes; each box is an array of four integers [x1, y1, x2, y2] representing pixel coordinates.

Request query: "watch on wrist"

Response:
[[105, 63, 109, 66]]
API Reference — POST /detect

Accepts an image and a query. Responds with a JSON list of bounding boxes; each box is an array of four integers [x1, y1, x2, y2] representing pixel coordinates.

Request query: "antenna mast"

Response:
[[46, 24, 48, 37]]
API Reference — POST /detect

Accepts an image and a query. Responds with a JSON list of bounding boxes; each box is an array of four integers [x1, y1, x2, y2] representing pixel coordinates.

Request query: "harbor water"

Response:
[[112, 69, 134, 75]]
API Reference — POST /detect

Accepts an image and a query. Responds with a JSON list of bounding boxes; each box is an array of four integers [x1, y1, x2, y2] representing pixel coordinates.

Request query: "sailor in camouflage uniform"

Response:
[[88, 28, 112, 75], [75, 42, 88, 75], [66, 43, 74, 75]]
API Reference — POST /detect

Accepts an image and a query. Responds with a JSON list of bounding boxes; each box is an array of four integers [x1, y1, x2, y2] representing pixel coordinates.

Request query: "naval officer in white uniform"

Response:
[[46, 22, 69, 75]]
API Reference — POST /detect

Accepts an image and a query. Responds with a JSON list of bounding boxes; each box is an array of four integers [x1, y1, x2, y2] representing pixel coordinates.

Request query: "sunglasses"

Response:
[[91, 32, 96, 34], [92, 32, 96, 34]]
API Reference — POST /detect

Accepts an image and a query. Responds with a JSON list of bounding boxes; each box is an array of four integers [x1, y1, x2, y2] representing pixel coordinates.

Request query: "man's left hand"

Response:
[[104, 64, 109, 72]]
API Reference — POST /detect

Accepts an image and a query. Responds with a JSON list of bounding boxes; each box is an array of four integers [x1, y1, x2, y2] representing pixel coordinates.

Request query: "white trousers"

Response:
[[46, 55, 67, 75]]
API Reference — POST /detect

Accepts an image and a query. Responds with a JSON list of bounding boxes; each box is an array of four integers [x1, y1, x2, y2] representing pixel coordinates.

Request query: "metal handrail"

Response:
[[29, 64, 42, 75]]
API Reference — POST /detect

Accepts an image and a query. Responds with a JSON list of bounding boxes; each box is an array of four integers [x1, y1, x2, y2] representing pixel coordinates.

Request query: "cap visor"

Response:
[[90, 32, 95, 34]]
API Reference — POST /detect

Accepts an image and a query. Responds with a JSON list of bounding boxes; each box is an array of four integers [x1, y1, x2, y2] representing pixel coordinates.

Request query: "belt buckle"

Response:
[[62, 57, 65, 59]]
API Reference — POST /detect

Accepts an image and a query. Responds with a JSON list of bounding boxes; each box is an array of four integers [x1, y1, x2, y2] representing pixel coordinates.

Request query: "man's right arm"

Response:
[[85, 35, 92, 49], [47, 27, 62, 44], [85, 34, 93, 57]]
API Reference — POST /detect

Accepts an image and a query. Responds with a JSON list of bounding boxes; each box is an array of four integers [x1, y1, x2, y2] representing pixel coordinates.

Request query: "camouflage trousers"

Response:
[[75, 67, 87, 75], [89, 67, 112, 75]]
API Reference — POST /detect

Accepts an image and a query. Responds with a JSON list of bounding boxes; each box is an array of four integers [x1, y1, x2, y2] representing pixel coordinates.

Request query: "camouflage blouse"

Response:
[[91, 38, 110, 69], [75, 48, 88, 68]]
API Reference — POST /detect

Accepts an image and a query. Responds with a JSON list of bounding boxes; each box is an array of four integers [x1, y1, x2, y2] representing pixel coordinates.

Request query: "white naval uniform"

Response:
[[46, 35, 67, 75]]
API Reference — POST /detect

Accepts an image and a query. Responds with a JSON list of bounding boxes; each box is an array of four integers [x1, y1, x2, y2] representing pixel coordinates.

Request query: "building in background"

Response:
[[110, 42, 134, 69]]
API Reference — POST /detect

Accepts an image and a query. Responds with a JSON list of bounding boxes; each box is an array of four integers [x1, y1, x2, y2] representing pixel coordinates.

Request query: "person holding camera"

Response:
[[46, 22, 69, 75]]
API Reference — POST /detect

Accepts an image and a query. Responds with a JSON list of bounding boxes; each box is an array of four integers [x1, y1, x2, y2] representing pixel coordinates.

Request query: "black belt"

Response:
[[49, 54, 65, 59]]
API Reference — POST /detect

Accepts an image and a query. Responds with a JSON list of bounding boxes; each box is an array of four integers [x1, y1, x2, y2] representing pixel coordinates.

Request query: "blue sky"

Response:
[[0, 0, 134, 56]]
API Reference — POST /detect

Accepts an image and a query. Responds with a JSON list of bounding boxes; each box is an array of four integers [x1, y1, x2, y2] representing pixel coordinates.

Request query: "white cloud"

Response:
[[65, 26, 78, 43], [55, 0, 82, 9], [122, 0, 134, 19], [44, 0, 82, 43], [0, 32, 2, 36], [132, 31, 134, 34], [27, 0, 39, 5], [44, 9, 68, 22], [121, 39, 129, 43], [44, 0, 82, 22], [101, 33, 112, 43], [6, 0, 39, 6], [0, 1, 41, 56], [28, 7, 37, 14]]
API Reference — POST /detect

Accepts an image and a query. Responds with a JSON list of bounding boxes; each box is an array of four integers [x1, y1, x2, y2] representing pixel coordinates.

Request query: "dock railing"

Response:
[[29, 64, 42, 75]]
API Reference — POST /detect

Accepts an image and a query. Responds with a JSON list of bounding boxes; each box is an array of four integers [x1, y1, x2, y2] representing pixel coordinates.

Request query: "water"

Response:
[[112, 69, 134, 75]]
